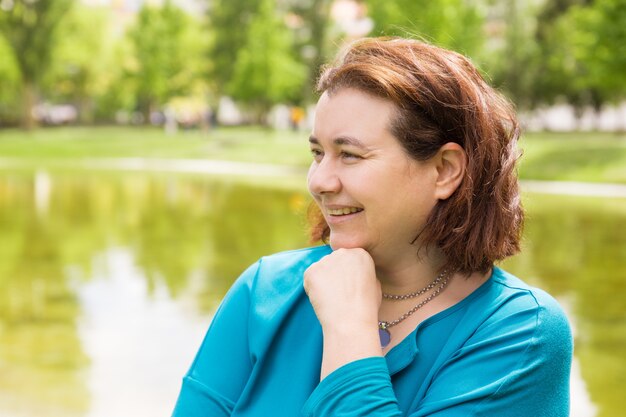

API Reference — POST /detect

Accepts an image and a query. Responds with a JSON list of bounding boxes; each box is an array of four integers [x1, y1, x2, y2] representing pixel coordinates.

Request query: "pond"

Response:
[[0, 171, 624, 417]]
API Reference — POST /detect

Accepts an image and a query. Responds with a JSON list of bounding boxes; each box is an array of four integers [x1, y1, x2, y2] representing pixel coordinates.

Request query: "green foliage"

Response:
[[92, 37, 138, 122], [523, 1, 577, 108], [498, 0, 614, 111], [482, 0, 544, 109], [0, 0, 73, 82], [0, 34, 20, 125], [0, 0, 625, 125], [286, 0, 333, 101], [127, 1, 207, 119], [45, 5, 114, 123], [227, 0, 308, 121], [209, 0, 322, 118], [364, 0, 485, 56], [0, 0, 74, 128], [567, 0, 626, 104], [488, 0, 626, 111], [206, 0, 261, 95]]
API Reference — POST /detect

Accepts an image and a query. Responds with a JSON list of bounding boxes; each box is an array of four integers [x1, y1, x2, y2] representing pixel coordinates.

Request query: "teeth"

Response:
[[327, 207, 362, 216]]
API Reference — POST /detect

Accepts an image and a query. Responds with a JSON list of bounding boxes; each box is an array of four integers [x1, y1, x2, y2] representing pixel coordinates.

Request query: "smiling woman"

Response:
[[307, 89, 444, 264], [172, 38, 572, 417]]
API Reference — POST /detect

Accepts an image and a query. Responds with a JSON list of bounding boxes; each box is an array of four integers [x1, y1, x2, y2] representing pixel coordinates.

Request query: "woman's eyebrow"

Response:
[[309, 135, 369, 150]]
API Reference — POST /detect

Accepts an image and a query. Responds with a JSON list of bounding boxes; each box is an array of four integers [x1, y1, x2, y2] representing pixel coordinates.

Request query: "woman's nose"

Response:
[[307, 160, 341, 195]]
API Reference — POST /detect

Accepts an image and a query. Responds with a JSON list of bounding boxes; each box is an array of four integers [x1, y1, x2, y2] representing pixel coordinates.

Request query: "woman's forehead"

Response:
[[313, 88, 397, 143]]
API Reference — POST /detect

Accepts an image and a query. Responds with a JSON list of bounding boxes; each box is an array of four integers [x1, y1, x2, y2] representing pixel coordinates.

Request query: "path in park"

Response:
[[1, 157, 626, 198]]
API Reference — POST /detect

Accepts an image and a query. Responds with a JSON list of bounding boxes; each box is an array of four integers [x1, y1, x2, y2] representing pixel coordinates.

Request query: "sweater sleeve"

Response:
[[301, 357, 403, 417], [171, 261, 260, 417]]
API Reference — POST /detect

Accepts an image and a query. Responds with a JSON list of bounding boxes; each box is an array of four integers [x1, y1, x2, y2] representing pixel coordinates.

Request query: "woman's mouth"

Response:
[[327, 207, 363, 216]]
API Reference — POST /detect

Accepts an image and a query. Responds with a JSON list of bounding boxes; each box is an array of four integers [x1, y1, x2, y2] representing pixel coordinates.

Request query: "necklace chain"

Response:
[[379, 270, 451, 330], [382, 270, 446, 300]]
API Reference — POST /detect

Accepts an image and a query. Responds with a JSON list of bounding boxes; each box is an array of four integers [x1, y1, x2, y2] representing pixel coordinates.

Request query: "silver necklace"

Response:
[[378, 270, 451, 348], [382, 271, 447, 300]]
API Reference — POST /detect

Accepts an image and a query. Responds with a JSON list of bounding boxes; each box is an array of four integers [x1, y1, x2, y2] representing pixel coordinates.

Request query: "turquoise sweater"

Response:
[[172, 245, 572, 416]]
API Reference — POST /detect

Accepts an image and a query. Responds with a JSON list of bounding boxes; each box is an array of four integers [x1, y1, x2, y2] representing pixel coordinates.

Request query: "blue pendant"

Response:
[[378, 327, 391, 348]]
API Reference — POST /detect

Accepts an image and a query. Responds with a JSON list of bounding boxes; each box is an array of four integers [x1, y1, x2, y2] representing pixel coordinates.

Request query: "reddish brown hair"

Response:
[[309, 37, 524, 274]]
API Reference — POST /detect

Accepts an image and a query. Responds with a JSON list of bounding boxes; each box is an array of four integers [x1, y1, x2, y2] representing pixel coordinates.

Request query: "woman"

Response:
[[172, 38, 572, 417]]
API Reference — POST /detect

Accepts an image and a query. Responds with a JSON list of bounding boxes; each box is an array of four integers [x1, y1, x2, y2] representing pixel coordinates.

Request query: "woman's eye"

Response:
[[340, 151, 361, 160], [310, 149, 323, 160]]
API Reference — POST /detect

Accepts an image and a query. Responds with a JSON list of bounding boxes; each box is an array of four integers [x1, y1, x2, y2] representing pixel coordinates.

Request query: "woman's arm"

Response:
[[171, 262, 259, 417], [302, 248, 401, 415], [301, 356, 402, 416], [303, 248, 383, 379]]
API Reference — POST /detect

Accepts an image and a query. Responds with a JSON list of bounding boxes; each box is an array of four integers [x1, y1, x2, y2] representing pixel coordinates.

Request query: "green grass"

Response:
[[0, 126, 311, 166], [518, 131, 626, 184], [1, 126, 625, 184]]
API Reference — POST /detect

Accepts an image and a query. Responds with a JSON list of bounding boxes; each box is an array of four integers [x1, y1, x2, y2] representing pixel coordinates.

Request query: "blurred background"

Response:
[[0, 0, 624, 416]]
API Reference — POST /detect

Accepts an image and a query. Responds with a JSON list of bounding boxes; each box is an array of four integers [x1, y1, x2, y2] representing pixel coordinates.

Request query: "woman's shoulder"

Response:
[[233, 245, 332, 302], [237, 246, 332, 349], [479, 267, 572, 347], [418, 268, 572, 416], [490, 267, 569, 319], [253, 245, 332, 283]]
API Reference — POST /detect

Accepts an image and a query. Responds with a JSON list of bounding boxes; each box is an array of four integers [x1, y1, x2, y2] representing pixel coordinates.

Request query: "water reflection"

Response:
[[76, 248, 209, 417], [502, 194, 626, 417], [0, 171, 308, 416], [0, 172, 624, 417]]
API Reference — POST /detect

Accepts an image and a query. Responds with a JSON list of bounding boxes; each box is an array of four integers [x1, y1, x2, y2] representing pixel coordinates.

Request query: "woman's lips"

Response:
[[327, 207, 363, 216], [324, 207, 364, 224]]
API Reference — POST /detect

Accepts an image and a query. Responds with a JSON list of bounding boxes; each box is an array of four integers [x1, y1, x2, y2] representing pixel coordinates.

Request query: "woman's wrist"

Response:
[[320, 321, 382, 380]]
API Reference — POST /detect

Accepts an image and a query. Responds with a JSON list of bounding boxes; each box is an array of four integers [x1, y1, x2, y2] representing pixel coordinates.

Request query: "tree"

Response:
[[127, 1, 207, 122], [570, 0, 626, 106], [227, 0, 307, 123], [364, 0, 485, 57], [486, 0, 545, 110], [45, 4, 114, 123], [206, 0, 261, 97], [526, 0, 583, 109], [0, 0, 73, 129], [287, 0, 333, 102], [517, 0, 626, 125], [0, 33, 21, 125]]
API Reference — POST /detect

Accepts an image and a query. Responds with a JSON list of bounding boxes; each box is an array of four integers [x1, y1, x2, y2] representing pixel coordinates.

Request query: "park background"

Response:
[[0, 0, 625, 416]]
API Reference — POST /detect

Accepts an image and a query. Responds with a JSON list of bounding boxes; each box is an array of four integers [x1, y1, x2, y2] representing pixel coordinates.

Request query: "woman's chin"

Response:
[[329, 236, 366, 251]]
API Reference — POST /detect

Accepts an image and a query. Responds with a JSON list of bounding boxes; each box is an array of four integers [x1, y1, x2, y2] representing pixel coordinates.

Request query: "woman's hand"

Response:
[[304, 248, 381, 329], [304, 248, 383, 379]]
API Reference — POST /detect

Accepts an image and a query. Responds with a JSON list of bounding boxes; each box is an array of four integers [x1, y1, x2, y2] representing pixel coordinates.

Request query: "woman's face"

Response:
[[308, 88, 440, 262]]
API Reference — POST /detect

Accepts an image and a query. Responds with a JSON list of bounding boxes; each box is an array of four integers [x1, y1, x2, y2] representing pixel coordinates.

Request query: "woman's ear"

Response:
[[434, 142, 467, 200]]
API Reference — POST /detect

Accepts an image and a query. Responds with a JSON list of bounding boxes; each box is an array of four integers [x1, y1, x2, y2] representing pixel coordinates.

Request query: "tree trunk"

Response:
[[21, 81, 38, 130], [77, 96, 94, 125], [143, 104, 151, 125]]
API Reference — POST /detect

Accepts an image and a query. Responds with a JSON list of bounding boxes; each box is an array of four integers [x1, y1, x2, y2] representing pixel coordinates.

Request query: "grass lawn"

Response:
[[0, 126, 625, 184], [0, 126, 312, 166], [518, 131, 626, 184]]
